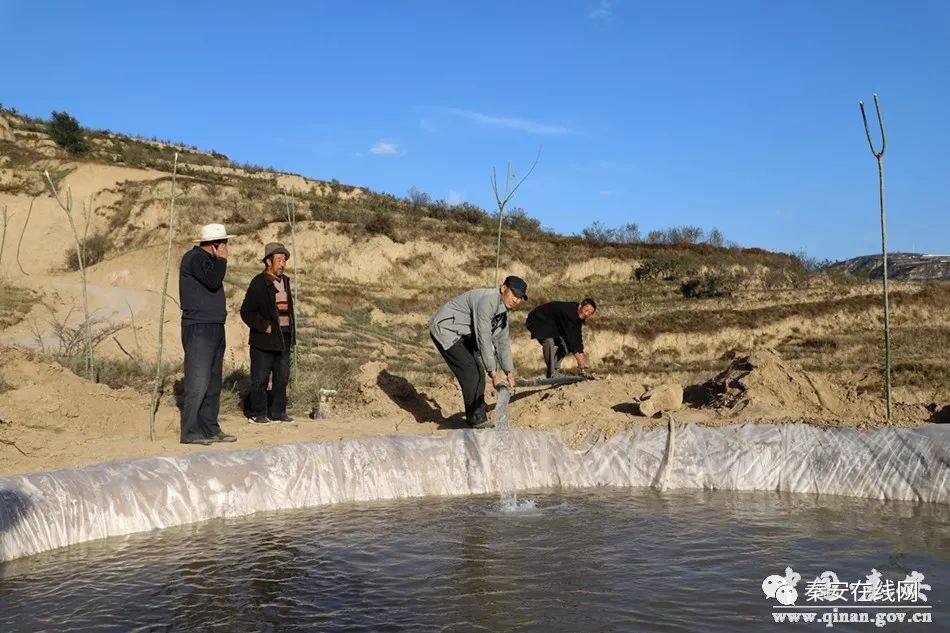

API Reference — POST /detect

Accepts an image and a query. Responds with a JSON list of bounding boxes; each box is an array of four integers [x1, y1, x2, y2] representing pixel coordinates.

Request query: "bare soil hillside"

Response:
[[1, 110, 947, 477]]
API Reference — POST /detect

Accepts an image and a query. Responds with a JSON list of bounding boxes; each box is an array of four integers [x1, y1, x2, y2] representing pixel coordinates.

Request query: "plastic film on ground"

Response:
[[0, 422, 946, 562]]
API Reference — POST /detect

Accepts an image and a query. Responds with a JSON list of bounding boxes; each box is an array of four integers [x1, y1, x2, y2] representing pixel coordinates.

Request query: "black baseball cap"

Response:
[[503, 275, 528, 300]]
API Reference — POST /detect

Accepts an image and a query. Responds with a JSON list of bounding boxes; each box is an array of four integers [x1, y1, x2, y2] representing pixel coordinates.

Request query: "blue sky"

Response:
[[1, 1, 948, 260]]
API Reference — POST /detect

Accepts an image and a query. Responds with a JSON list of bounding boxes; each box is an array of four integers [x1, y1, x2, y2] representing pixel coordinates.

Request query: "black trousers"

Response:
[[180, 323, 225, 442], [431, 334, 487, 426], [539, 337, 568, 378], [246, 337, 291, 419]]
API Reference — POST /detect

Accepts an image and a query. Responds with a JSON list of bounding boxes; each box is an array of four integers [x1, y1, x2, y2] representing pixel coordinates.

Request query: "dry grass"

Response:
[[0, 283, 36, 328]]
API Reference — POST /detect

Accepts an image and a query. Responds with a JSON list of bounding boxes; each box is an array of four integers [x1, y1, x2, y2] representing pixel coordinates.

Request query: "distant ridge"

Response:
[[826, 253, 950, 281]]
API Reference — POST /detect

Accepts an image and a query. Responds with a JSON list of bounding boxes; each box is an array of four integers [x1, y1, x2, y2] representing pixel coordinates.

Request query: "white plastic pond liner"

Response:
[[0, 422, 947, 562]]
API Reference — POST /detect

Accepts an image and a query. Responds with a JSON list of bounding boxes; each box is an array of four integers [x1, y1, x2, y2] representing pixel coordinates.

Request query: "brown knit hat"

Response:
[[261, 242, 290, 262]]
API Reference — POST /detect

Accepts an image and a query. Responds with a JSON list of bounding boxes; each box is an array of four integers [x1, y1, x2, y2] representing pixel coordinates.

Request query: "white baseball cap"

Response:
[[196, 223, 236, 243]]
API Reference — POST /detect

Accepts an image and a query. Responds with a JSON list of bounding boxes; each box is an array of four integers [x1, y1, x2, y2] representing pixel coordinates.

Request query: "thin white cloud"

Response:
[[447, 190, 463, 206], [572, 160, 636, 174], [419, 117, 440, 133], [444, 108, 571, 136], [370, 141, 400, 156], [587, 0, 612, 20]]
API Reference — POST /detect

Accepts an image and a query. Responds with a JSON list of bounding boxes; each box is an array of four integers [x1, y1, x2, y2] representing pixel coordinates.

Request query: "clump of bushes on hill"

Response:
[[48, 111, 88, 155], [581, 221, 642, 244], [65, 234, 112, 270], [364, 213, 399, 241], [680, 275, 734, 299], [580, 221, 727, 247]]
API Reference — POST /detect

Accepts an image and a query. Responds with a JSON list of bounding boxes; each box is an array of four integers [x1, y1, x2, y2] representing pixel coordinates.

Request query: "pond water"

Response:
[[0, 488, 947, 632]]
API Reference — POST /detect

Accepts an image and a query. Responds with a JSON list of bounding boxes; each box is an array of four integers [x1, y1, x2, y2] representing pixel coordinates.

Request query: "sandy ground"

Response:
[[0, 346, 930, 478]]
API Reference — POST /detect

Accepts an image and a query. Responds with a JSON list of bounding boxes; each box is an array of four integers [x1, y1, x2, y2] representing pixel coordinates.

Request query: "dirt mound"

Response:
[[350, 361, 460, 423], [511, 373, 663, 444], [0, 348, 162, 435], [686, 348, 856, 420]]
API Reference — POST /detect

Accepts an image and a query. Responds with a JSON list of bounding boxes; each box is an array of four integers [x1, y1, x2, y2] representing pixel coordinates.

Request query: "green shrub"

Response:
[[364, 213, 398, 241], [453, 202, 488, 225], [48, 111, 88, 155], [503, 207, 544, 235], [680, 275, 732, 299], [65, 234, 112, 270]]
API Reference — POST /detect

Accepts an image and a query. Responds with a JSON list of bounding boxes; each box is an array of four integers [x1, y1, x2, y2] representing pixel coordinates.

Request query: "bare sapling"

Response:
[[859, 94, 892, 422], [148, 153, 179, 440], [490, 146, 541, 284], [15, 197, 35, 276], [284, 196, 300, 389], [0, 205, 10, 272], [43, 171, 94, 380]]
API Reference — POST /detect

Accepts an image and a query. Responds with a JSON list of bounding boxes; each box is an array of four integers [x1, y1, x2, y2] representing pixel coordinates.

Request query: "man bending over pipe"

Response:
[[429, 276, 527, 429]]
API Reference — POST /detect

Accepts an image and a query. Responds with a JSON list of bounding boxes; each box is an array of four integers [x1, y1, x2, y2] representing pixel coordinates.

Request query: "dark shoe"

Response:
[[270, 414, 295, 423], [209, 432, 237, 443], [247, 416, 272, 425], [181, 437, 212, 446], [471, 418, 495, 430]]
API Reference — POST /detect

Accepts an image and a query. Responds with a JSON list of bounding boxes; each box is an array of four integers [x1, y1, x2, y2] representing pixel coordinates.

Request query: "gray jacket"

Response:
[[429, 288, 514, 373]]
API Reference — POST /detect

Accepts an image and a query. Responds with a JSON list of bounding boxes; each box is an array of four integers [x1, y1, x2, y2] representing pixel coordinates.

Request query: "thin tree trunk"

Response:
[[15, 197, 35, 276], [285, 197, 299, 390], [148, 153, 179, 440], [491, 149, 541, 285], [44, 172, 94, 380], [79, 199, 93, 379], [0, 205, 9, 269]]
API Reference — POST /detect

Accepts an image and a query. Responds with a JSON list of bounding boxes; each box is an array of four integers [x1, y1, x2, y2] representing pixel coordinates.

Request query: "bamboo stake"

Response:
[[148, 153, 179, 440], [859, 94, 892, 422]]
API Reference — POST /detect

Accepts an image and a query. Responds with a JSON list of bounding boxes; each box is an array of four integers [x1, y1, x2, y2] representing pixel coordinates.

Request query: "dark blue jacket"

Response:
[[179, 246, 227, 326]]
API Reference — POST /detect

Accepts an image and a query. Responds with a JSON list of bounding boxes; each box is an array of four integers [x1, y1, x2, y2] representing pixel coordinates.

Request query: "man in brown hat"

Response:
[[240, 242, 297, 424]]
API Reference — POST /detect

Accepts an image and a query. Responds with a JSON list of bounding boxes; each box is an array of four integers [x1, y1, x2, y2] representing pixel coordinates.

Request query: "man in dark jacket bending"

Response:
[[526, 298, 597, 378], [240, 242, 297, 424], [179, 223, 238, 445]]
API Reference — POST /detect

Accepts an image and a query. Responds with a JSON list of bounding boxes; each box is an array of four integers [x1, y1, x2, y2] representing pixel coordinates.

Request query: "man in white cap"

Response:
[[178, 223, 238, 445]]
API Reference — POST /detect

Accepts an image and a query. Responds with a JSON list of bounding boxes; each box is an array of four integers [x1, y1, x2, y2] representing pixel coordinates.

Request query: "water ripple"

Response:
[[1, 489, 947, 632]]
